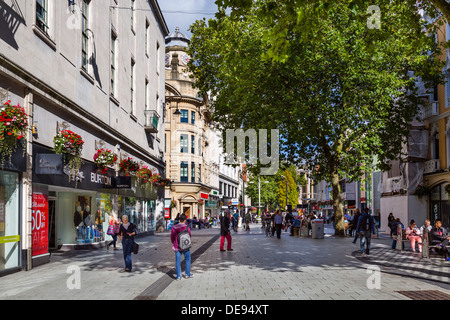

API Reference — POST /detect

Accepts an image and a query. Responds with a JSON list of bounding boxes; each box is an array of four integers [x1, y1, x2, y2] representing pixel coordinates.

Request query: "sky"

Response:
[[158, 0, 219, 38]]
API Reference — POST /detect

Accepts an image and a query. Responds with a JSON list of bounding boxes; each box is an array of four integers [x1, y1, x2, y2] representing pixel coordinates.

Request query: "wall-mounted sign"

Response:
[[35, 154, 63, 175]]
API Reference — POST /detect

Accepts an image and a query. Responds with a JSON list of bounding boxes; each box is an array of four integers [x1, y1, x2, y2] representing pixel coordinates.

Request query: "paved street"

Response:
[[0, 223, 449, 301]]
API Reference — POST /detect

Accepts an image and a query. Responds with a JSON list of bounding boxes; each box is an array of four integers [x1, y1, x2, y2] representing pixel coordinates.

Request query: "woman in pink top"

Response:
[[405, 220, 422, 253]]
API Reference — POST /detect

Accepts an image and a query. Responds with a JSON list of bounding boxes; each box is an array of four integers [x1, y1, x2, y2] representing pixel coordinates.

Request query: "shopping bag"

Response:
[[107, 225, 115, 236], [132, 241, 139, 254]]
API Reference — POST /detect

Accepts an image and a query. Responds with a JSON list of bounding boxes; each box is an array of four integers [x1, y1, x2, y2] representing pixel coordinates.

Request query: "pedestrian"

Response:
[[273, 210, 283, 239], [430, 219, 450, 261], [118, 215, 137, 272], [285, 210, 293, 233], [405, 220, 422, 253], [107, 216, 120, 251], [170, 214, 193, 280], [351, 209, 361, 244], [391, 218, 404, 250], [355, 208, 376, 257], [388, 212, 395, 237], [244, 210, 251, 231], [220, 210, 233, 251]]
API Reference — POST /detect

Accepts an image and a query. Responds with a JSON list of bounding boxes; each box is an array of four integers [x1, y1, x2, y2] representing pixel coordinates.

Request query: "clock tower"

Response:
[[164, 27, 219, 220]]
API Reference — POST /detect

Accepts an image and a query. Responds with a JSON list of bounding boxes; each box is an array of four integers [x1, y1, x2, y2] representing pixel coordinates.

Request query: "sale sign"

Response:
[[32, 193, 49, 256]]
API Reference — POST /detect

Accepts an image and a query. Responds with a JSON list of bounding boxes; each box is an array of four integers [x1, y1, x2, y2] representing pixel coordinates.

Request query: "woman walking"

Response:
[[107, 216, 120, 250], [118, 215, 137, 272]]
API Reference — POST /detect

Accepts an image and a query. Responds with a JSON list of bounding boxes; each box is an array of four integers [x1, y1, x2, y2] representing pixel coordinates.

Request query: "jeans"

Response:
[[122, 239, 133, 270], [220, 234, 232, 250], [360, 233, 372, 255], [108, 235, 117, 248], [175, 250, 191, 279]]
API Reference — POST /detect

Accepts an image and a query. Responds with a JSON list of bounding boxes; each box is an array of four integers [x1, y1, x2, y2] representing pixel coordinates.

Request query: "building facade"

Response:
[[164, 27, 217, 220], [0, 0, 168, 275]]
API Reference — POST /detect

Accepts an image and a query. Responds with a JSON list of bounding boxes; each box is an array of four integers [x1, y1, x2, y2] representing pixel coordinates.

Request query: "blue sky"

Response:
[[158, 0, 218, 38]]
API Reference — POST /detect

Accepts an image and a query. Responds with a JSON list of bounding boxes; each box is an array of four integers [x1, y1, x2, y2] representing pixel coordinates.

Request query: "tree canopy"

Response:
[[188, 0, 445, 235]]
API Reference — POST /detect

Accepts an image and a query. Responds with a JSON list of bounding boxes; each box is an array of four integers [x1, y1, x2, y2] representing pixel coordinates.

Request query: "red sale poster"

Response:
[[32, 193, 49, 256]]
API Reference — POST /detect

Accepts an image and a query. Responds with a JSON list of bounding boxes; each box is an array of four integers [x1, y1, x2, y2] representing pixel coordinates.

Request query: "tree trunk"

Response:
[[331, 172, 346, 237]]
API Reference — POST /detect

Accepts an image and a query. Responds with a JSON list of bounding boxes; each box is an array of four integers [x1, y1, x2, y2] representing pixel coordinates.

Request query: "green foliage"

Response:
[[189, 0, 445, 235]]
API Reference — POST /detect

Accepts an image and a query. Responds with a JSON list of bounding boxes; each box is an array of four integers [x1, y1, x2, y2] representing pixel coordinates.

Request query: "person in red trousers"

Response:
[[220, 210, 233, 252]]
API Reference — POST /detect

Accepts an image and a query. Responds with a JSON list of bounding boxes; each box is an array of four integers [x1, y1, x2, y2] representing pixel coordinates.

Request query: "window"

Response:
[[191, 111, 195, 124], [191, 162, 195, 182], [131, 0, 135, 31], [181, 162, 188, 182], [110, 32, 117, 96], [145, 79, 149, 110], [180, 109, 188, 123], [81, 0, 89, 70], [191, 135, 195, 154], [145, 20, 149, 55], [130, 59, 135, 114], [36, 0, 48, 33], [180, 134, 188, 153]]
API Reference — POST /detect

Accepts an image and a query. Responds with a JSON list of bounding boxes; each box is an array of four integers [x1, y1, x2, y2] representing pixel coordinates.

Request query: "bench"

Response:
[[421, 228, 450, 259]]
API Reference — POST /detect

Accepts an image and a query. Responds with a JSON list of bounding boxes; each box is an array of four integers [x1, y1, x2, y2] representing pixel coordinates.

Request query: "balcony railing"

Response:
[[144, 110, 160, 133], [424, 159, 440, 174], [422, 101, 439, 120]]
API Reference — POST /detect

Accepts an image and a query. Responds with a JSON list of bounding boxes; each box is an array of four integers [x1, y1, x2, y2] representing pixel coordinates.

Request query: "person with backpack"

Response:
[[170, 214, 193, 280], [355, 208, 376, 257], [220, 210, 233, 251]]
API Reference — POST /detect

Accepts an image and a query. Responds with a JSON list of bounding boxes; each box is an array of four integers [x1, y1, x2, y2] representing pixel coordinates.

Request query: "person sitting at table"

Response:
[[405, 219, 422, 253], [289, 216, 301, 236]]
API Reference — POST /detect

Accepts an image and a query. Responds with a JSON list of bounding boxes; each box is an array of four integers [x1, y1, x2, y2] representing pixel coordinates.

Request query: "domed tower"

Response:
[[164, 27, 217, 220]]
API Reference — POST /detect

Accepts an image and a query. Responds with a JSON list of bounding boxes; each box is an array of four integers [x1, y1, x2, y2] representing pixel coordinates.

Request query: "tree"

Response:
[[276, 170, 299, 209], [188, 0, 444, 236]]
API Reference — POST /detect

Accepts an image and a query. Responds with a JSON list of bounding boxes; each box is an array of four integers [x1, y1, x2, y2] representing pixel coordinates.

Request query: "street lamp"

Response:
[[280, 175, 288, 211]]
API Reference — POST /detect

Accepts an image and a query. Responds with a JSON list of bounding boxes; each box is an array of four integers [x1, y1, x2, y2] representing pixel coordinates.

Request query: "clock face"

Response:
[[165, 54, 170, 66], [181, 53, 190, 65]]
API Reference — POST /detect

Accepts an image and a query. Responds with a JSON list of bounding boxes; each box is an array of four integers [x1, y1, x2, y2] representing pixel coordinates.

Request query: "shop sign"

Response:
[[164, 208, 170, 219], [35, 154, 63, 175], [32, 193, 49, 256], [200, 193, 209, 199], [91, 172, 113, 187], [114, 176, 131, 189]]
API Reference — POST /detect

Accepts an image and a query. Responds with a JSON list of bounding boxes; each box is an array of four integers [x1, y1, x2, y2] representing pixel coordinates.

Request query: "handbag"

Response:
[[132, 241, 139, 254], [107, 225, 115, 236]]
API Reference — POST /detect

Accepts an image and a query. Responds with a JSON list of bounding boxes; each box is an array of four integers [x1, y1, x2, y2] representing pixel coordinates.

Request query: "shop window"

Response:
[[0, 171, 20, 272], [180, 109, 188, 123]]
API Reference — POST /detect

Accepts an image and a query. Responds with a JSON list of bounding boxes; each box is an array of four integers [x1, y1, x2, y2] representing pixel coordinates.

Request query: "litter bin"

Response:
[[311, 219, 324, 239]]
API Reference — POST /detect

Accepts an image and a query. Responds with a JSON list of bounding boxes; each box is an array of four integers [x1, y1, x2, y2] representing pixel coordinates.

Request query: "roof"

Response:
[[165, 27, 190, 47]]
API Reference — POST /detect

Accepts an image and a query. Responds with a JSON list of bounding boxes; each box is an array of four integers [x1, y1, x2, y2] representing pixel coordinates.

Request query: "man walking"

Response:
[[355, 208, 376, 257], [170, 214, 193, 280], [273, 210, 283, 239], [220, 210, 233, 251]]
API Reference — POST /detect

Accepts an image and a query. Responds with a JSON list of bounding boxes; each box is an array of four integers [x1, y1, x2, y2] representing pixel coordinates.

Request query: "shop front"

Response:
[[0, 148, 26, 276], [429, 182, 450, 228], [32, 144, 160, 251]]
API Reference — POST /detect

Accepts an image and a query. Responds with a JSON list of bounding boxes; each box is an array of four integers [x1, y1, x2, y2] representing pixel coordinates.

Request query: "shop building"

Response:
[[164, 27, 219, 220], [0, 0, 168, 274]]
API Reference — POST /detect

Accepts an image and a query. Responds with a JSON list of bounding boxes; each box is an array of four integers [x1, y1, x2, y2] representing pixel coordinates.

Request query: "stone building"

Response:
[[164, 27, 218, 220], [0, 0, 168, 274]]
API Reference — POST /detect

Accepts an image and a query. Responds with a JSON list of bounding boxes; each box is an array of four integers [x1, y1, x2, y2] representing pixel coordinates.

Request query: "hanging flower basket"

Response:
[[415, 184, 431, 199], [444, 183, 450, 195], [136, 166, 153, 183], [119, 157, 139, 176], [93, 148, 117, 174], [170, 200, 177, 208], [198, 199, 204, 205], [0, 100, 28, 166], [53, 129, 84, 181], [150, 173, 171, 187]]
